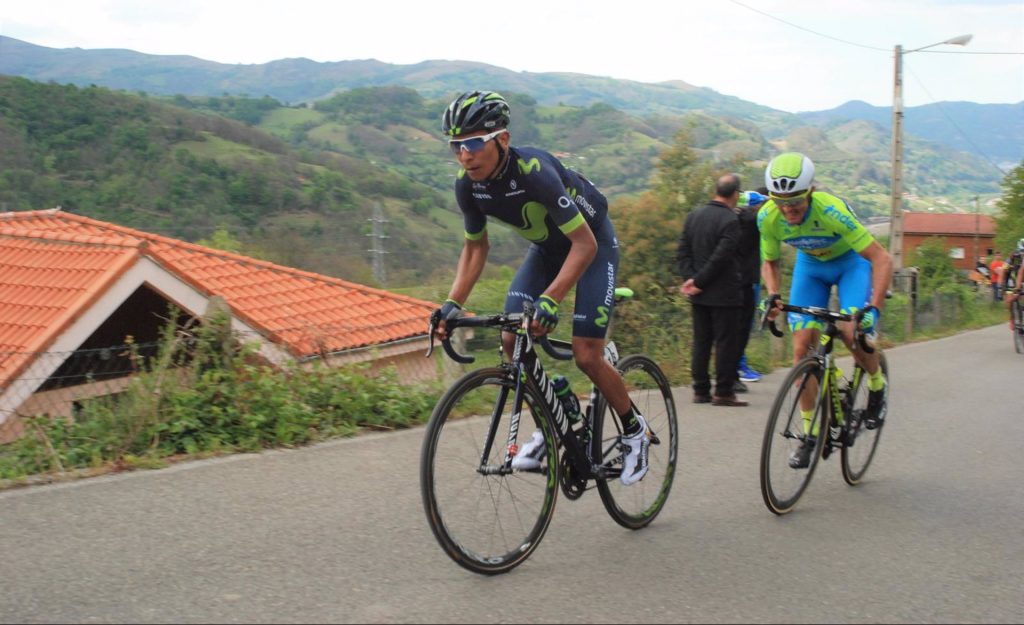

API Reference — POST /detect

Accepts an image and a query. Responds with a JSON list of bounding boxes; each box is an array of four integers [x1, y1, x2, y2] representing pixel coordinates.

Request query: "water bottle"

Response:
[[552, 375, 581, 423]]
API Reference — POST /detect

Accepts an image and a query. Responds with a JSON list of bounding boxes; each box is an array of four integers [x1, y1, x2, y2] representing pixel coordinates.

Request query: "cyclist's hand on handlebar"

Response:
[[531, 294, 560, 335], [759, 293, 782, 321], [433, 298, 463, 341], [858, 305, 880, 334]]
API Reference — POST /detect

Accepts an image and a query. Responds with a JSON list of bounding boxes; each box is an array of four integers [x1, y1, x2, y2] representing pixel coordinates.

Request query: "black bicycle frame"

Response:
[[477, 326, 596, 479]]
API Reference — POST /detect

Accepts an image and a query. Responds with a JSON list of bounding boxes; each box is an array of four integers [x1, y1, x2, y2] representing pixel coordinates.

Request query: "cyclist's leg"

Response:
[[834, 251, 881, 375], [501, 244, 559, 356], [788, 253, 831, 437], [570, 219, 627, 419]]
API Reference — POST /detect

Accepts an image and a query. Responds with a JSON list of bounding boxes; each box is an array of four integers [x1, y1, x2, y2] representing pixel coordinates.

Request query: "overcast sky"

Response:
[[2, 0, 1022, 113]]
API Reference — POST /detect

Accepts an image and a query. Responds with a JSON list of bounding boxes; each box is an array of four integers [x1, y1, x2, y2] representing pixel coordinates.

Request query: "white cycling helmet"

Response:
[[765, 152, 815, 195], [1017, 237, 1024, 252]]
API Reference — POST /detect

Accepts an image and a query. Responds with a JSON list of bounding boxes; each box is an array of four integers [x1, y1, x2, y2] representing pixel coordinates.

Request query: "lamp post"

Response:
[[889, 34, 972, 273]]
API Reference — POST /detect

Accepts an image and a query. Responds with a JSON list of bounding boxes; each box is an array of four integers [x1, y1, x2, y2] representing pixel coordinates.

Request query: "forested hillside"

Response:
[[0, 76, 1009, 291], [0, 76, 526, 285]]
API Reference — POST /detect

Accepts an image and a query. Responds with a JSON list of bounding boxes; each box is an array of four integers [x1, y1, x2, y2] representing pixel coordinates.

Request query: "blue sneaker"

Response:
[[738, 362, 762, 383]]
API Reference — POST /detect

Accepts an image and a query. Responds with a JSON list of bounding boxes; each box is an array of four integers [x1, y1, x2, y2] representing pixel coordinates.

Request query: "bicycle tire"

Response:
[[1014, 300, 1024, 355], [760, 357, 829, 515], [593, 354, 678, 529], [841, 353, 889, 485], [420, 367, 559, 575]]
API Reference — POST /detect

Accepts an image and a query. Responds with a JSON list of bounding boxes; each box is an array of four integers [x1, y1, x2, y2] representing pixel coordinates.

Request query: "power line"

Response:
[[726, 0, 1024, 55], [726, 0, 888, 51]]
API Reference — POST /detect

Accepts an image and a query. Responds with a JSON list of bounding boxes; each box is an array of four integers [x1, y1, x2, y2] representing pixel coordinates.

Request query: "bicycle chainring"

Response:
[[559, 454, 587, 500]]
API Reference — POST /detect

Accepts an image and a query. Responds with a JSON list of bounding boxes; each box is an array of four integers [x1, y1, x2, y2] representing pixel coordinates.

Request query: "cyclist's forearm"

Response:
[[448, 239, 489, 305], [762, 260, 782, 296]]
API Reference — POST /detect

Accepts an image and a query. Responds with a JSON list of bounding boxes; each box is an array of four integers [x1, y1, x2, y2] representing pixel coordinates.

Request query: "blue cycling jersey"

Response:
[[454, 146, 609, 251]]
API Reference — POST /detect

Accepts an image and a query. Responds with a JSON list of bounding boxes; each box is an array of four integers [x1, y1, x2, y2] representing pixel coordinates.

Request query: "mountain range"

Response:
[[2, 35, 1021, 166]]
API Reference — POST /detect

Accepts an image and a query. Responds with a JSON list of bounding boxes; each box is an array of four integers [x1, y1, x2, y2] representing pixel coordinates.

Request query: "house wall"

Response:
[[1, 336, 461, 444], [904, 233, 996, 271]]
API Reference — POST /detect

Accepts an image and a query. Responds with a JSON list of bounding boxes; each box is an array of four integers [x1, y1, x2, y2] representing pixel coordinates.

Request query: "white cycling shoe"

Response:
[[620, 415, 650, 486], [511, 430, 546, 471]]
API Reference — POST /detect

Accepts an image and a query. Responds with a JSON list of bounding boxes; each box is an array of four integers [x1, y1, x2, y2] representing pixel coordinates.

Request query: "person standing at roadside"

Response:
[[676, 173, 748, 407], [990, 251, 1006, 302], [733, 188, 770, 393]]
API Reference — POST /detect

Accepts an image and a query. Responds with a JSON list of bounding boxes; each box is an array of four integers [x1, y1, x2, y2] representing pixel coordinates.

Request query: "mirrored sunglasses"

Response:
[[448, 129, 507, 154], [770, 190, 810, 207]]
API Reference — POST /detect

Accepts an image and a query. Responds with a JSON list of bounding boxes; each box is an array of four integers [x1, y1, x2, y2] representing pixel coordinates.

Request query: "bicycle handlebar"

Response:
[[427, 304, 574, 364], [759, 301, 875, 354]]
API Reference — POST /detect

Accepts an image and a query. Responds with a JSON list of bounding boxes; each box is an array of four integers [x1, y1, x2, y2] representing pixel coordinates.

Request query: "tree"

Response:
[[994, 160, 1024, 251]]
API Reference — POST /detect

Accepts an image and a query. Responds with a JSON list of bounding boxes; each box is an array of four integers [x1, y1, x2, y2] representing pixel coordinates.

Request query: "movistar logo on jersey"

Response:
[[517, 157, 542, 175], [519, 201, 550, 242], [595, 306, 610, 328]]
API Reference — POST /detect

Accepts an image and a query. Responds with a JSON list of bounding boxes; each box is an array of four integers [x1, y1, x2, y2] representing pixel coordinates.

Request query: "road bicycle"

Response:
[[1010, 292, 1024, 354], [420, 288, 678, 575], [759, 301, 889, 515]]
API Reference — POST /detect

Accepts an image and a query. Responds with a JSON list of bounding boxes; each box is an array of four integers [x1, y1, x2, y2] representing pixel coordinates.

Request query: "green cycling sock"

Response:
[[868, 368, 886, 392]]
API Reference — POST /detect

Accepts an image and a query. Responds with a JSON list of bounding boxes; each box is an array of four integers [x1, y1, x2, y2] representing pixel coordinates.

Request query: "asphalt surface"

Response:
[[0, 324, 1021, 624]]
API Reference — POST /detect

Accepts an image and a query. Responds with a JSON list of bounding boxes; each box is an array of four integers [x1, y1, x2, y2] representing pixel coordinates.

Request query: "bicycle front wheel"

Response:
[[842, 353, 889, 485], [420, 367, 559, 575], [760, 357, 828, 515], [594, 355, 678, 529]]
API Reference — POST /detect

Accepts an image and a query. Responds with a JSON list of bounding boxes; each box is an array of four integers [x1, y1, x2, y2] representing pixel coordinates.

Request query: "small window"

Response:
[[948, 247, 965, 260]]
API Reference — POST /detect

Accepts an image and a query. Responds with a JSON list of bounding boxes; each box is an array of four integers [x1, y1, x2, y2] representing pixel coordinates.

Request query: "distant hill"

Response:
[[799, 99, 1024, 166], [3, 34, 1017, 173], [0, 35, 784, 124]]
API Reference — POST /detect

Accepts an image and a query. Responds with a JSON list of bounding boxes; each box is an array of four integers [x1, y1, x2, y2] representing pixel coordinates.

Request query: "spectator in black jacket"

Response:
[[677, 174, 748, 407]]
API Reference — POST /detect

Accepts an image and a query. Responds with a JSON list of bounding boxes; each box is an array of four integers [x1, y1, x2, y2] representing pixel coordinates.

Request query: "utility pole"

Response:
[[889, 44, 906, 273], [889, 34, 972, 278], [973, 196, 980, 268], [366, 203, 389, 286]]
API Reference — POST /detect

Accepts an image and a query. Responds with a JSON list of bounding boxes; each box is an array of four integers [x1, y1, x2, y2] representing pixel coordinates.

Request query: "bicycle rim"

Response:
[[760, 358, 828, 515], [842, 354, 888, 485], [420, 367, 559, 575], [1014, 303, 1024, 354], [595, 355, 678, 529]]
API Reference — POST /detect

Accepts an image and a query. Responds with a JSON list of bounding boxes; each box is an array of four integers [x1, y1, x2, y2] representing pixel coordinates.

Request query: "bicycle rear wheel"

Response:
[[1014, 301, 1024, 355], [420, 367, 559, 575], [760, 357, 828, 515], [842, 354, 889, 485], [594, 355, 678, 529]]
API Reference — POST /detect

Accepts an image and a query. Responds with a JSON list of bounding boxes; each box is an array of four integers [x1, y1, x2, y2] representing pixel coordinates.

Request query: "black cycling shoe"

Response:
[[789, 437, 816, 469], [864, 387, 887, 430]]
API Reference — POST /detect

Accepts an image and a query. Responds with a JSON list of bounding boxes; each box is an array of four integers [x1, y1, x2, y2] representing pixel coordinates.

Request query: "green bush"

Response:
[[0, 317, 439, 481]]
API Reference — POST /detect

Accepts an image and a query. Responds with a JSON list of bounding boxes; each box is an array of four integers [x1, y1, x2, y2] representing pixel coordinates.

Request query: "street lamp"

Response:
[[889, 34, 973, 273]]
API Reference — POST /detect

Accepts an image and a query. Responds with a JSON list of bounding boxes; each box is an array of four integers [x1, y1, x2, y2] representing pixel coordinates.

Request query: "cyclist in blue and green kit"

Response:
[[758, 152, 893, 469], [433, 91, 650, 486]]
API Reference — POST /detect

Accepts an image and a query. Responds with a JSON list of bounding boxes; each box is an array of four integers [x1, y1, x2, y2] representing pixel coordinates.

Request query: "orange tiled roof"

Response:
[[0, 209, 437, 374], [903, 212, 995, 236]]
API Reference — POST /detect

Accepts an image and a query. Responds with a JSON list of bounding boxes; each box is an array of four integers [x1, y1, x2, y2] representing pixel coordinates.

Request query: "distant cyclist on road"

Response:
[[432, 91, 650, 486], [758, 152, 894, 469], [1003, 238, 1024, 331]]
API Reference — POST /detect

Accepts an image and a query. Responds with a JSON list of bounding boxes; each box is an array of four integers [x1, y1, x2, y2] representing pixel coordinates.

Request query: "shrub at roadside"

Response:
[[0, 317, 439, 481]]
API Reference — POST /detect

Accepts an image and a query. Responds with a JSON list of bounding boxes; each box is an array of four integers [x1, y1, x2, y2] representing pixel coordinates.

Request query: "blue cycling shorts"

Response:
[[505, 217, 619, 339], [788, 249, 872, 332]]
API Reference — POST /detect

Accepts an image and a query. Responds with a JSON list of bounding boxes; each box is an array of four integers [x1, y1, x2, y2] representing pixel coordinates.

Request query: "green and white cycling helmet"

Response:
[[765, 152, 815, 195]]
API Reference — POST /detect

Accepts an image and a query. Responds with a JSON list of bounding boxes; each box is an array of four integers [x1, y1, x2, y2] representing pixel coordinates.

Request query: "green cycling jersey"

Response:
[[758, 191, 874, 263]]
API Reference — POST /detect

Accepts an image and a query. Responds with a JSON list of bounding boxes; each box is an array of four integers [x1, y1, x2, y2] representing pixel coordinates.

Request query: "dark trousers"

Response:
[[690, 303, 743, 397], [736, 284, 757, 359]]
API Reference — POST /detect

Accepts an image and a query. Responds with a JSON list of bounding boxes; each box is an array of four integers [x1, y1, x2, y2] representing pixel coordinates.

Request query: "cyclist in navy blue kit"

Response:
[[433, 91, 650, 486]]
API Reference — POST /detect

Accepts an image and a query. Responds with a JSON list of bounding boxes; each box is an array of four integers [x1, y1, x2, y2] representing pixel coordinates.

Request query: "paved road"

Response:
[[1, 325, 1021, 623]]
